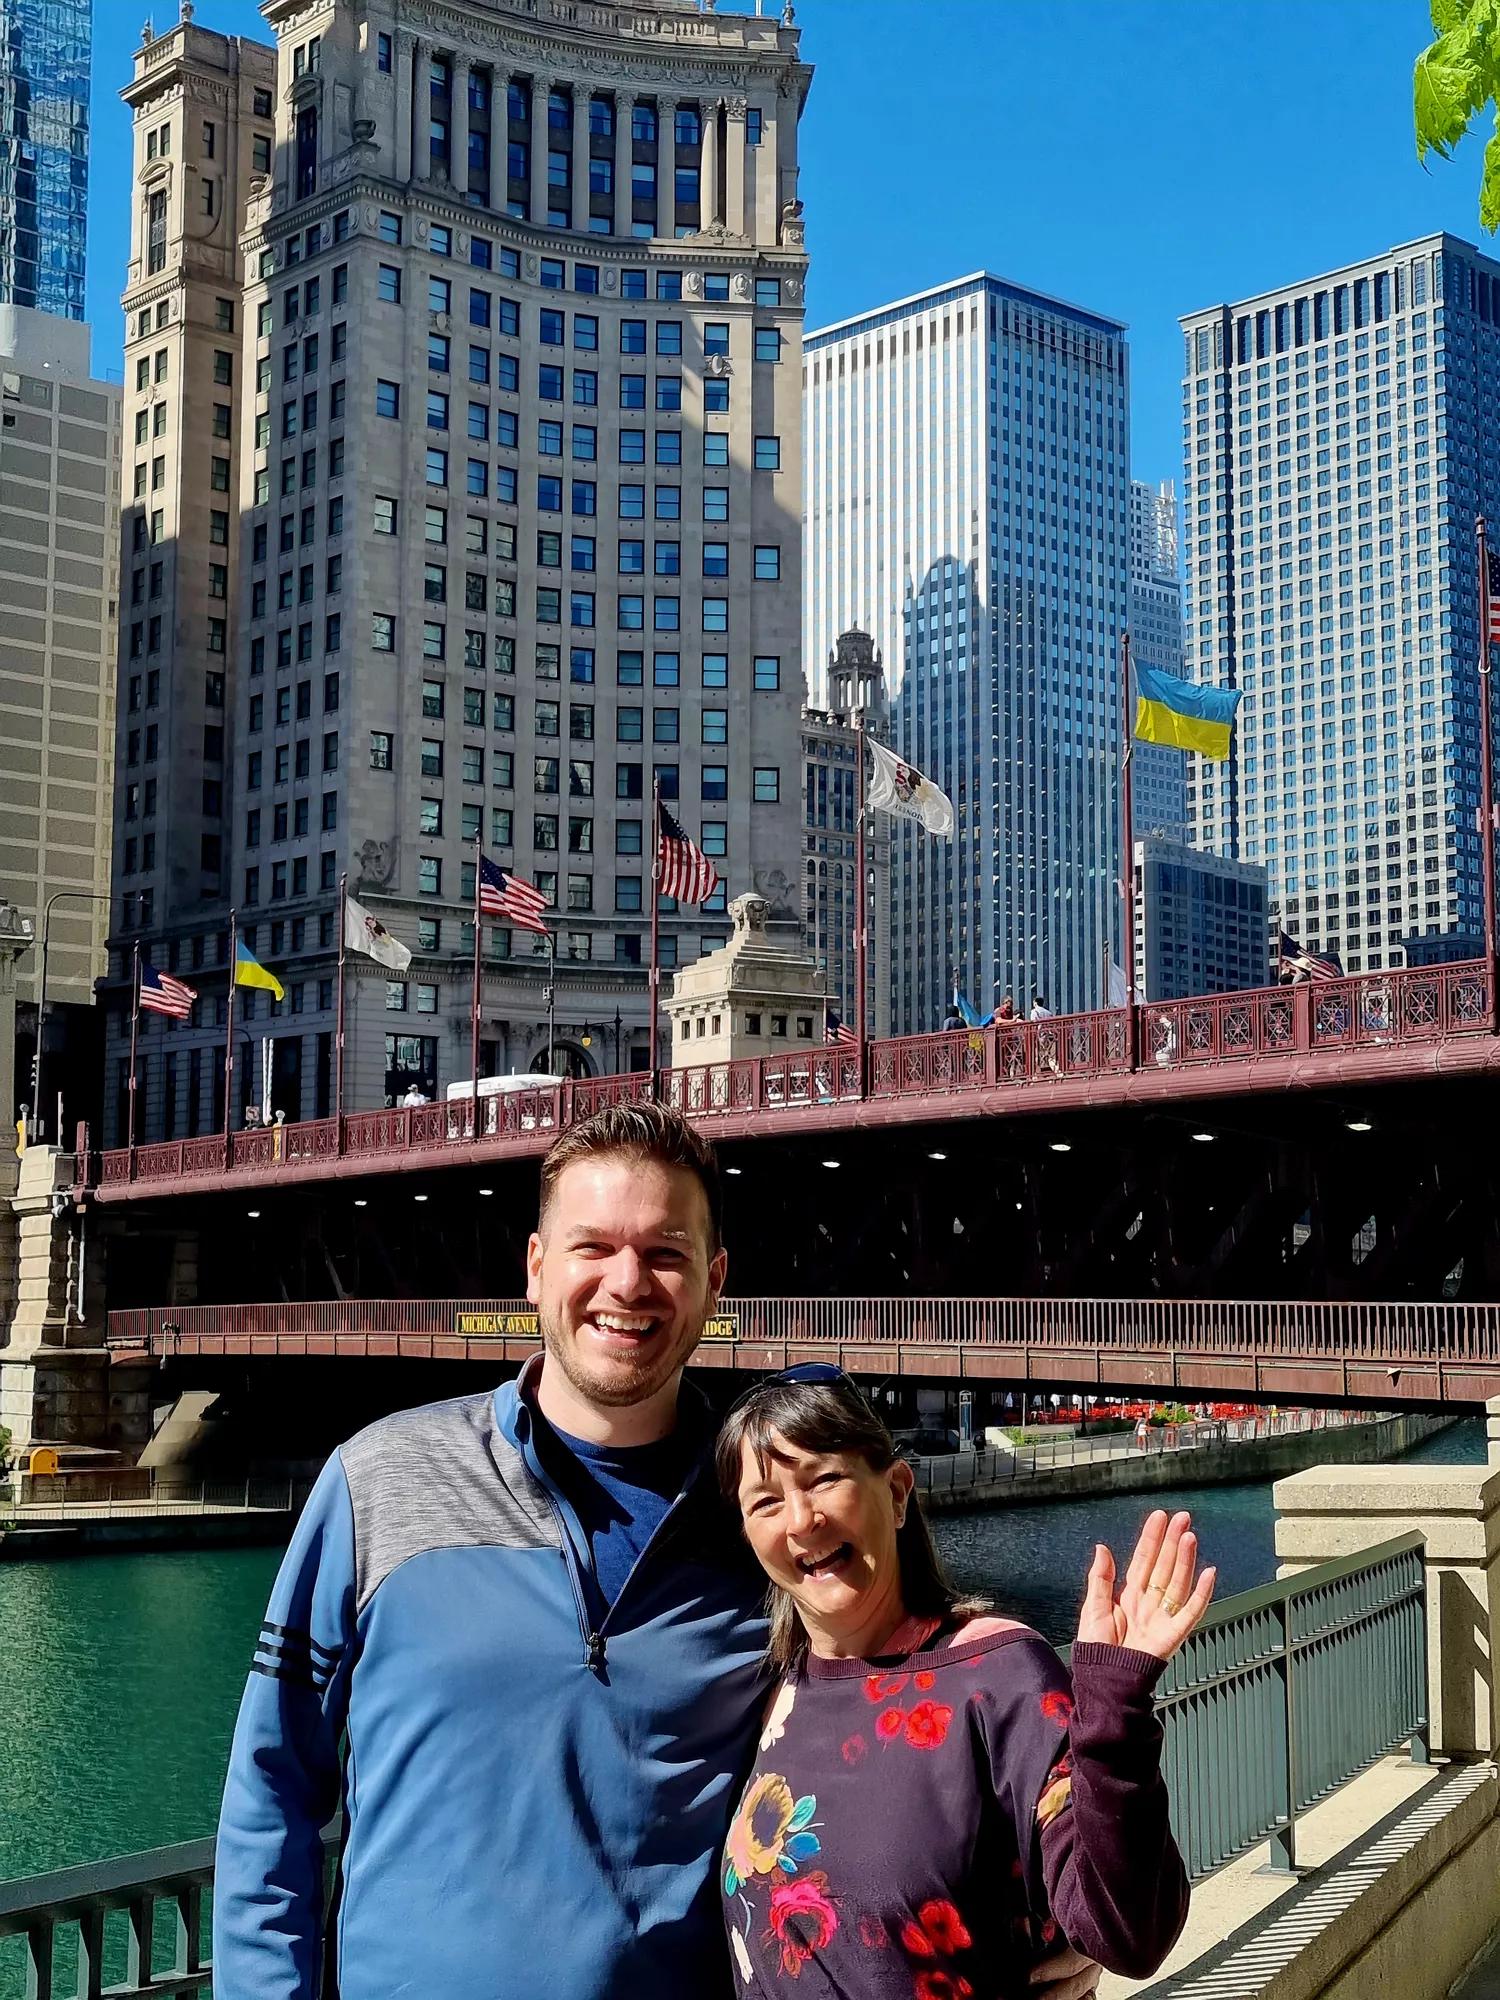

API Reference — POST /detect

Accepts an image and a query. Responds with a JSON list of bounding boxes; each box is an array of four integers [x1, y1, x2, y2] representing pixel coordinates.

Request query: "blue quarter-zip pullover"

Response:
[[213, 1363, 769, 1998]]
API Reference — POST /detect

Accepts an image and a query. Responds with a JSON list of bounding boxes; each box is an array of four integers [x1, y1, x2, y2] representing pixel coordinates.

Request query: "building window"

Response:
[[754, 546, 780, 581], [753, 767, 780, 803], [146, 191, 167, 273], [754, 435, 781, 471]]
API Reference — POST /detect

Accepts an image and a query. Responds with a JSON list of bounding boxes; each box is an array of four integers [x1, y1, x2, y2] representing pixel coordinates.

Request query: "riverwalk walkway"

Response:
[[0, 1477, 308, 1553], [913, 1408, 1455, 1509]]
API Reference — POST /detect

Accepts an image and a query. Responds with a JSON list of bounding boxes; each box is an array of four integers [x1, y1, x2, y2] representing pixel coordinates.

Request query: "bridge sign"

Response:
[[452, 1309, 739, 1341]]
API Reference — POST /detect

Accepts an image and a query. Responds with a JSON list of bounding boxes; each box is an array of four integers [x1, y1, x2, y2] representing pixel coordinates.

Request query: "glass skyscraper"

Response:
[[1129, 478, 1187, 838], [804, 273, 1131, 1029], [1181, 235, 1500, 974], [0, 0, 89, 319]]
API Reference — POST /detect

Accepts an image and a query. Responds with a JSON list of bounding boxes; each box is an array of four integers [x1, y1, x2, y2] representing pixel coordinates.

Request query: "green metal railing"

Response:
[[0, 1540, 1428, 1994], [1151, 1530, 1428, 1876], [0, 1836, 214, 1999]]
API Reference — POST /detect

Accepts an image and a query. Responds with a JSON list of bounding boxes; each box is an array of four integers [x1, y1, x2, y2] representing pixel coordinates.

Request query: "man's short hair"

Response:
[[537, 1101, 723, 1249]]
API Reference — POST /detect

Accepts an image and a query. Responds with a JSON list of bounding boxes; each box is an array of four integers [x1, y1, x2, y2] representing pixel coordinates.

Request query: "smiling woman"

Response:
[[714, 1372, 1209, 1997]]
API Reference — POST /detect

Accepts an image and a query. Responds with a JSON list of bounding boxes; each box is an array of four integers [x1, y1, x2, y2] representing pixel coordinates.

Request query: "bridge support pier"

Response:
[[1275, 1436, 1500, 1759], [0, 1147, 149, 1458]]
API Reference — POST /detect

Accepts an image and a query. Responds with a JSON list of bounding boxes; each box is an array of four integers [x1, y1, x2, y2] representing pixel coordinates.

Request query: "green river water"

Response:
[[0, 1419, 1482, 1897]]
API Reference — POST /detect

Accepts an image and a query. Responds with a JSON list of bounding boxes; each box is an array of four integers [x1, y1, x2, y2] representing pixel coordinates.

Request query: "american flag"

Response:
[[825, 1007, 857, 1047], [1277, 930, 1342, 983], [656, 803, 720, 904], [478, 854, 549, 934], [1488, 548, 1500, 647], [139, 963, 198, 1020]]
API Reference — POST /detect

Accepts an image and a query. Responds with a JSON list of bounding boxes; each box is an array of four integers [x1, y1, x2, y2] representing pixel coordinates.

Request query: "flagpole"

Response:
[[126, 941, 141, 1170], [470, 835, 482, 1140], [546, 927, 557, 1076], [223, 909, 238, 1167], [334, 870, 348, 1148], [853, 727, 868, 1052], [648, 777, 662, 1093], [1119, 630, 1138, 1070], [1478, 518, 1497, 979]]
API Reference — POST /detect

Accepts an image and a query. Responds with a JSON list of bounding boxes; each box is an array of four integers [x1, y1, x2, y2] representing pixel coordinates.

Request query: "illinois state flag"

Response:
[[867, 737, 954, 838], [344, 894, 413, 971]]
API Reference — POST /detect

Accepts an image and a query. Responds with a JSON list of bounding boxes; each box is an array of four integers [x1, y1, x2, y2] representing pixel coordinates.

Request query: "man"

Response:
[[1030, 991, 1055, 1020], [214, 1103, 1101, 1998]]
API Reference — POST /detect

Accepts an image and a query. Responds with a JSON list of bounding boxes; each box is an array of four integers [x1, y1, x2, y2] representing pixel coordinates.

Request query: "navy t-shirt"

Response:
[[550, 1421, 699, 1610]]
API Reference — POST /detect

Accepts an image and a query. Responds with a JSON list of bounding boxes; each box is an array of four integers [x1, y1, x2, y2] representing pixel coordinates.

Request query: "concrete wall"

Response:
[[921, 1412, 1453, 1514]]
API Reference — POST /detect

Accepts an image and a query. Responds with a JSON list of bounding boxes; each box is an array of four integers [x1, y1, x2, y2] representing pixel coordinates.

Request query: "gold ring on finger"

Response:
[[1163, 1596, 1181, 1615]]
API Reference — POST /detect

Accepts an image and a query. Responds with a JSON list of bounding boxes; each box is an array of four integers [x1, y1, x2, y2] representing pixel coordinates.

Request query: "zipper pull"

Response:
[[585, 1631, 606, 1672]]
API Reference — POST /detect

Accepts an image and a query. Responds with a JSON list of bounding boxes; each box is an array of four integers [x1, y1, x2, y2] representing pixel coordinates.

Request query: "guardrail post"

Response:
[[1265, 1596, 1298, 1874]]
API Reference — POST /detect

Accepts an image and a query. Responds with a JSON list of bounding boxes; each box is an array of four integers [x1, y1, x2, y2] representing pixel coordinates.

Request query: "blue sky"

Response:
[[87, 0, 1485, 483]]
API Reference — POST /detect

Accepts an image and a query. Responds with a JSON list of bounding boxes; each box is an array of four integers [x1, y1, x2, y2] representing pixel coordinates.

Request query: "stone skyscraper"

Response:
[[105, 0, 811, 1138]]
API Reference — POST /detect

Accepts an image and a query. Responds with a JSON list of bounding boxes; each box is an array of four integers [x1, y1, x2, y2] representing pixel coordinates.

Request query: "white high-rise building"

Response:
[[1128, 478, 1186, 838], [105, 0, 812, 1139], [1181, 235, 1500, 975], [804, 273, 1131, 1029]]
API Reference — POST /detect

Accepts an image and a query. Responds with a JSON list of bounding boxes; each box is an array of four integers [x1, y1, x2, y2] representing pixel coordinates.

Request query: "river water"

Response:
[[0, 1419, 1483, 1893]]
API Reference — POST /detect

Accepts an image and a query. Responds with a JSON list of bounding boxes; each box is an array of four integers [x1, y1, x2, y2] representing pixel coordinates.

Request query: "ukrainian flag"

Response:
[[1134, 663, 1243, 762], [234, 938, 285, 1002]]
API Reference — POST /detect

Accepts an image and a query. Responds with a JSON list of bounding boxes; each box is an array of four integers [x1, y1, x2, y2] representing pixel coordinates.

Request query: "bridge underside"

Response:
[[101, 1069, 1500, 1311]]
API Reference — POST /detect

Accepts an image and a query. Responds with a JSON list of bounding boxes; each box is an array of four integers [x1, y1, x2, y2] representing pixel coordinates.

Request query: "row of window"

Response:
[[366, 585, 775, 650], [366, 732, 776, 806]]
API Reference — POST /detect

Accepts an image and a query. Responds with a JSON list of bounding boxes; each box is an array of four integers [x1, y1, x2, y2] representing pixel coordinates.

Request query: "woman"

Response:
[[716, 1367, 1214, 1996]]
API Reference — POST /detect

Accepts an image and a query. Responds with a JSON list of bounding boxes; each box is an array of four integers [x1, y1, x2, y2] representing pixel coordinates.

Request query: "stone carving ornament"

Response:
[[352, 840, 399, 894]]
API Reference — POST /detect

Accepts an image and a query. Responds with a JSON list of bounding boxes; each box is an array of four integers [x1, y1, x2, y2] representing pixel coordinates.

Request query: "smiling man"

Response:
[[213, 1104, 1101, 2000]]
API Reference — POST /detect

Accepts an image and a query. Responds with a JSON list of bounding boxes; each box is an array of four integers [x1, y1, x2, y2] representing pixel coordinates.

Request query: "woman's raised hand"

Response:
[[1076, 1509, 1216, 1662]]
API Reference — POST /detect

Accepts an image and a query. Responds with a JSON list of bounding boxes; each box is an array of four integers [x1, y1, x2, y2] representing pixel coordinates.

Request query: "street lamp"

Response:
[[31, 889, 110, 1140]]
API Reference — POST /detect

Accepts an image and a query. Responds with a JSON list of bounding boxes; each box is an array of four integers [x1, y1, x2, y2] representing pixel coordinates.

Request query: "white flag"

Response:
[[344, 894, 412, 971], [866, 737, 954, 839], [1107, 962, 1144, 1007]]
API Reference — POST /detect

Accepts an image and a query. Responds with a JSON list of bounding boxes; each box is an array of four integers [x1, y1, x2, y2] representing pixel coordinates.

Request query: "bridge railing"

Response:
[[0, 1537, 1427, 1991], [103, 1292, 1500, 1367], [81, 956, 1496, 1197]]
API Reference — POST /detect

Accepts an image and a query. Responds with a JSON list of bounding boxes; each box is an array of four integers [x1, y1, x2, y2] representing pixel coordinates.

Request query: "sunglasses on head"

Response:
[[725, 1360, 861, 1418]]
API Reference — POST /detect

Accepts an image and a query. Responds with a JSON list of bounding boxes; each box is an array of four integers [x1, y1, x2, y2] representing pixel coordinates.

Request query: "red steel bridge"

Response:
[[77, 958, 1500, 1420], [79, 959, 1500, 1200]]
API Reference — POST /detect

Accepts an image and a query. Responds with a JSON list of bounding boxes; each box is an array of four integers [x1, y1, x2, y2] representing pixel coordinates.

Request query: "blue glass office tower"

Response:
[[1181, 235, 1500, 974], [805, 274, 1131, 1029], [0, 0, 89, 319]]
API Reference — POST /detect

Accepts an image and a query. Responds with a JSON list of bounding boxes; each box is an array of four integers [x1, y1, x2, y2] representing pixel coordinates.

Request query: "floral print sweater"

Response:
[[720, 1627, 1187, 1997]]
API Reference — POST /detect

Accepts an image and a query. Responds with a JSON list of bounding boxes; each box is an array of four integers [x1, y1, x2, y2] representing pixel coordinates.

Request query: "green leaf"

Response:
[[786, 1795, 817, 1832], [1432, 0, 1474, 34], [1482, 110, 1500, 228], [783, 1831, 822, 1861], [1414, 38, 1489, 161]]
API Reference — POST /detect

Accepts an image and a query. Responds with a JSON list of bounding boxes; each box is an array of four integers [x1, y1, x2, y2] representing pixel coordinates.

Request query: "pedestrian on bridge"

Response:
[[717, 1372, 1214, 1993], [213, 1103, 1102, 2000]]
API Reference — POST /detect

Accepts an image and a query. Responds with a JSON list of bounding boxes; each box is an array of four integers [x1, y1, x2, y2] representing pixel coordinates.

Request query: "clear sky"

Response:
[[86, 0, 1487, 486]]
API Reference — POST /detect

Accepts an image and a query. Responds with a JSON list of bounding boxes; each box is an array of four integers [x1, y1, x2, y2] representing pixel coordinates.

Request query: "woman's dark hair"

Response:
[[716, 1376, 989, 1671]]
